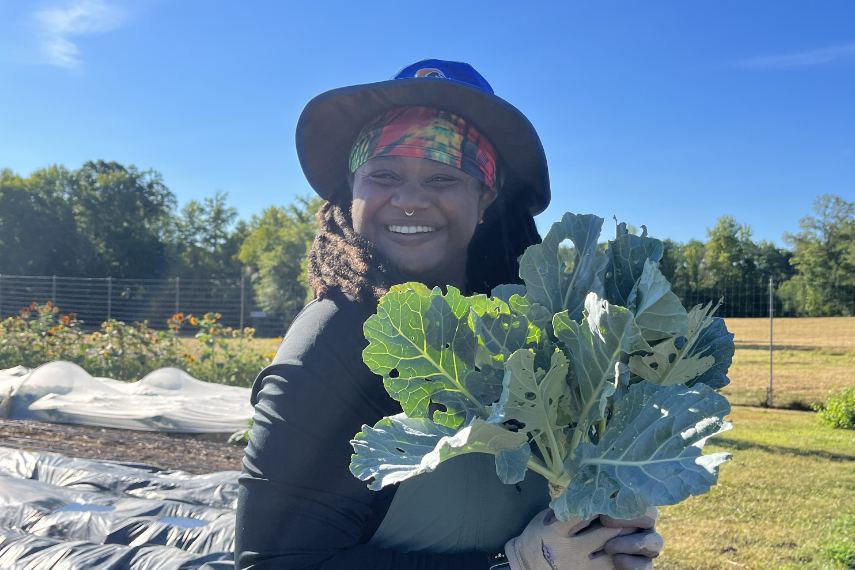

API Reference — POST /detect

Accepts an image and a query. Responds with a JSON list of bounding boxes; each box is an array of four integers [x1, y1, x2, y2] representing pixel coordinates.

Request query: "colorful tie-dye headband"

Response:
[[349, 106, 499, 188]]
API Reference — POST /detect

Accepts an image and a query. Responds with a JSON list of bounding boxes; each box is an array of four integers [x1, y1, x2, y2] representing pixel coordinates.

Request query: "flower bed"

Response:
[[0, 303, 279, 387]]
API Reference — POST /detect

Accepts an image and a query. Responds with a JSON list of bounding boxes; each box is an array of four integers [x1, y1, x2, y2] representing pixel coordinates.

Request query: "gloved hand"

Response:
[[601, 507, 664, 570], [505, 509, 623, 570]]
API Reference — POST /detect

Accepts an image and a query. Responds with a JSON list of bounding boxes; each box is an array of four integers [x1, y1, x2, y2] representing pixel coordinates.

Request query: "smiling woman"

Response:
[[236, 59, 664, 570], [351, 155, 495, 291]]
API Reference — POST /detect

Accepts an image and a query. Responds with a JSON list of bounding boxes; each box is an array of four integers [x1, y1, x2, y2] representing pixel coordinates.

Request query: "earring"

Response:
[[478, 219, 484, 225]]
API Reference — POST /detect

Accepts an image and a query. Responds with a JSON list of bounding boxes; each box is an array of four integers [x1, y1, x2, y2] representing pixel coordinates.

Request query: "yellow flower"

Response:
[[215, 313, 222, 320], [190, 317, 198, 326]]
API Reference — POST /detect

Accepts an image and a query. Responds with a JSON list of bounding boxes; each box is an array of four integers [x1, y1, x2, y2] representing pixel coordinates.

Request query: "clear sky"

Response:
[[1, 0, 853, 246]]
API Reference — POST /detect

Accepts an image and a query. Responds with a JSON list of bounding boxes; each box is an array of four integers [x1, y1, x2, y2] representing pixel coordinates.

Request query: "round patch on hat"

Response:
[[415, 68, 446, 78]]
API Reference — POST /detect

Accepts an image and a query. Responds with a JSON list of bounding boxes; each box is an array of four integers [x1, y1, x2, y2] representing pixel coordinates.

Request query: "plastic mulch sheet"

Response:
[[0, 362, 253, 433], [0, 447, 239, 569]]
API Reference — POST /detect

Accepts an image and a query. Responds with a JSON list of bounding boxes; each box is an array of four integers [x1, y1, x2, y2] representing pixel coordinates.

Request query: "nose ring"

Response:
[[405, 210, 415, 216]]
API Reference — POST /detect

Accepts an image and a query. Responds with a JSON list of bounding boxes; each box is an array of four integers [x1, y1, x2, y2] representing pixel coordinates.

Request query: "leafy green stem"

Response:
[[526, 455, 563, 484], [568, 423, 585, 459], [596, 418, 607, 440], [544, 427, 564, 475]]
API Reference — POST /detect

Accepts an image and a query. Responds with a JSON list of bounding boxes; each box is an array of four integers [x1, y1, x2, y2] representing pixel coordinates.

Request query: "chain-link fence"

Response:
[[674, 277, 855, 319], [1, 273, 853, 408], [0, 275, 307, 337]]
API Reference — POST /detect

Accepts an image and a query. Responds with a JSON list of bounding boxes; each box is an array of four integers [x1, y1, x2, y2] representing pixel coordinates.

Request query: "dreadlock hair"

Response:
[[307, 179, 542, 304]]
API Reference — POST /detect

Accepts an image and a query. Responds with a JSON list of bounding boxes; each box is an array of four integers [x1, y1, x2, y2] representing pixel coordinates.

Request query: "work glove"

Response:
[[505, 509, 623, 570], [602, 507, 664, 570]]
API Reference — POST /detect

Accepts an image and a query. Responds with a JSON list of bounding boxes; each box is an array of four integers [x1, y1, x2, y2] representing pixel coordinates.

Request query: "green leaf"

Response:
[[363, 284, 498, 428], [628, 302, 725, 387], [552, 381, 732, 521], [554, 293, 649, 434], [508, 294, 551, 344], [469, 295, 529, 358], [628, 259, 688, 342], [490, 348, 570, 466], [350, 414, 529, 490], [495, 443, 532, 484], [491, 284, 526, 304], [518, 213, 608, 321], [604, 233, 664, 307], [685, 316, 734, 390]]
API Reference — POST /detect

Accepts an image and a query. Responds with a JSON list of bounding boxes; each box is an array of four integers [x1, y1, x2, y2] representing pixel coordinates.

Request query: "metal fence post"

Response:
[[175, 277, 180, 314], [52, 275, 57, 306], [107, 277, 112, 320], [240, 276, 245, 331], [768, 276, 774, 408]]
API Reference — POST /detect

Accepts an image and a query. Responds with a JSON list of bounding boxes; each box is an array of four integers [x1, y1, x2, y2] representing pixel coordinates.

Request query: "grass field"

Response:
[[721, 318, 855, 409], [657, 407, 855, 570]]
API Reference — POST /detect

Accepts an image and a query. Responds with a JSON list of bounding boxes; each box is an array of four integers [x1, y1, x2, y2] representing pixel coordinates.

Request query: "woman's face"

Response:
[[351, 156, 497, 290]]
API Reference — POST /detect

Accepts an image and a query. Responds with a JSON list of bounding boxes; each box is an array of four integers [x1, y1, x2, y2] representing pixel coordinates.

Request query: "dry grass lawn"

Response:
[[721, 318, 855, 408], [657, 407, 855, 570]]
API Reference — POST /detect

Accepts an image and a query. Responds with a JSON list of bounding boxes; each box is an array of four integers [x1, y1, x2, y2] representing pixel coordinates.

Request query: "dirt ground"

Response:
[[0, 418, 245, 473]]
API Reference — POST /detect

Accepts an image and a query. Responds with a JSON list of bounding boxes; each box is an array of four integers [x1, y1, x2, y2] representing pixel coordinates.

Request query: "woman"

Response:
[[236, 60, 664, 570]]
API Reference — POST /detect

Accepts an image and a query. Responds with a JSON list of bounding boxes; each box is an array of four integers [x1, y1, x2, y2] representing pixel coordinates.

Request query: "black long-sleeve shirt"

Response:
[[236, 289, 494, 570]]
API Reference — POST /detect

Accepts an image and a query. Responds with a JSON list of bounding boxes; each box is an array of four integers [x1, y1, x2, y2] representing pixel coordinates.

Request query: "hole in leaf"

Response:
[[649, 362, 659, 370], [503, 419, 525, 432], [389, 368, 399, 378], [396, 447, 406, 453], [474, 366, 481, 372], [558, 240, 577, 273], [428, 401, 448, 421], [524, 392, 537, 401], [610, 491, 619, 499], [668, 353, 677, 363], [445, 343, 450, 349]]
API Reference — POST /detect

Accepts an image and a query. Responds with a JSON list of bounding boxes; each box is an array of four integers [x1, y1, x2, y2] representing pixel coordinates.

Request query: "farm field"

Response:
[[657, 406, 855, 570], [170, 317, 855, 408], [720, 318, 855, 408]]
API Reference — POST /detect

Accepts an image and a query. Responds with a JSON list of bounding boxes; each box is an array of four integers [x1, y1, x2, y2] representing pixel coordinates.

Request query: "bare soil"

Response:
[[0, 418, 245, 473]]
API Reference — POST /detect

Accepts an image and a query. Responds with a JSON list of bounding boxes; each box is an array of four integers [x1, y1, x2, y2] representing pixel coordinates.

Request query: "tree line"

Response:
[[1, 161, 853, 319]]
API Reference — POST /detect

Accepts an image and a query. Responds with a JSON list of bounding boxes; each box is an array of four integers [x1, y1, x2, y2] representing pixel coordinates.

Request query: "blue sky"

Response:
[[1, 0, 853, 246]]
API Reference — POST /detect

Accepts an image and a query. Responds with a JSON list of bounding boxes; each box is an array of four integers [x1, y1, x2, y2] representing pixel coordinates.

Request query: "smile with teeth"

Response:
[[387, 225, 438, 234]]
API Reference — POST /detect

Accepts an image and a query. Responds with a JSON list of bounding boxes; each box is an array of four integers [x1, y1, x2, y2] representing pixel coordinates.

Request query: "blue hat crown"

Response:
[[394, 59, 495, 95]]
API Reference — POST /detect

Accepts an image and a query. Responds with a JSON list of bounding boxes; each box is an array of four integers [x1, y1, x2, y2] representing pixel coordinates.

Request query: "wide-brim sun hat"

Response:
[[296, 59, 551, 215]]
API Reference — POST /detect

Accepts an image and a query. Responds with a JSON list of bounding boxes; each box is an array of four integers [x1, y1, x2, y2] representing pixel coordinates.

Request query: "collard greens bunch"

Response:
[[349, 213, 735, 521]]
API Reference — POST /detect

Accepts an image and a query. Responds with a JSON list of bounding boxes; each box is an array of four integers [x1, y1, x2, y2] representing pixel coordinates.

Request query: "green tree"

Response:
[[70, 160, 176, 278], [171, 191, 245, 278], [779, 195, 854, 316], [660, 239, 707, 294], [753, 239, 795, 285], [0, 166, 92, 275], [239, 195, 324, 322], [703, 215, 757, 289]]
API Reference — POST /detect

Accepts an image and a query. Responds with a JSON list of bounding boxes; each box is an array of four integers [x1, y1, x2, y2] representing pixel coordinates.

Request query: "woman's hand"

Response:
[[505, 509, 624, 570], [601, 507, 664, 570]]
